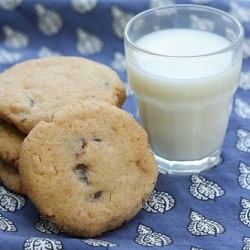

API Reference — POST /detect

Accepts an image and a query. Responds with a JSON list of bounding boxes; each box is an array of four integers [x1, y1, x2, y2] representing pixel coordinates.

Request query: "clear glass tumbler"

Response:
[[124, 5, 244, 174]]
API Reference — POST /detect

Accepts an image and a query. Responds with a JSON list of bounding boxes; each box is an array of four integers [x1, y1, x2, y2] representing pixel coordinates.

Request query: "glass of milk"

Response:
[[124, 5, 244, 174]]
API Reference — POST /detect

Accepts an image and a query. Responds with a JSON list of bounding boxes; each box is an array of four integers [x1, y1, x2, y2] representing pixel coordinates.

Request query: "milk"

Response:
[[126, 29, 242, 161]]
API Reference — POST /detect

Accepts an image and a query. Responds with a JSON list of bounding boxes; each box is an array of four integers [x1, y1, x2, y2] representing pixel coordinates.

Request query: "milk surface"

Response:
[[127, 29, 241, 160]]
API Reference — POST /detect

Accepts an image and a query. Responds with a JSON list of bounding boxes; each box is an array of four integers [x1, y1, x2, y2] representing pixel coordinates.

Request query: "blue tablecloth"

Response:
[[0, 0, 250, 249]]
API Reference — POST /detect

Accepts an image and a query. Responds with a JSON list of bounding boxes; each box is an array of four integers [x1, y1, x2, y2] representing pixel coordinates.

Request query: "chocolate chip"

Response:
[[81, 138, 87, 148], [92, 191, 102, 200], [92, 138, 102, 142], [74, 164, 89, 184], [76, 138, 87, 158], [29, 98, 35, 107]]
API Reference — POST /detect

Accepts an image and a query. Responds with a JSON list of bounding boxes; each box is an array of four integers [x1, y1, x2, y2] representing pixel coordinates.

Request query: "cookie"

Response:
[[0, 160, 26, 195], [0, 56, 126, 134], [0, 118, 25, 167], [19, 100, 157, 238]]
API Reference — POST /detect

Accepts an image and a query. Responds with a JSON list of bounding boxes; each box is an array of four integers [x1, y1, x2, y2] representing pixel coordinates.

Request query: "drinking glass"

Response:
[[124, 5, 244, 174]]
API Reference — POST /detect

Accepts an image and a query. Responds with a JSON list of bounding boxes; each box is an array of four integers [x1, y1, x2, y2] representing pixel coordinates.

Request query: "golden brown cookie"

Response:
[[0, 56, 126, 134], [0, 160, 26, 195], [0, 119, 25, 167], [19, 100, 157, 237]]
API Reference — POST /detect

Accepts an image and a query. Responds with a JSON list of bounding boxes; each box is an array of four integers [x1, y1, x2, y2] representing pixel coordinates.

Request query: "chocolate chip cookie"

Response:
[[0, 56, 126, 134], [19, 100, 157, 237], [0, 118, 25, 167], [0, 160, 26, 195]]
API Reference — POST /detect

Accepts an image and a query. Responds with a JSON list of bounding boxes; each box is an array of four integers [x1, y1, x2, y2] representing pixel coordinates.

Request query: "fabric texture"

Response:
[[0, 0, 250, 249]]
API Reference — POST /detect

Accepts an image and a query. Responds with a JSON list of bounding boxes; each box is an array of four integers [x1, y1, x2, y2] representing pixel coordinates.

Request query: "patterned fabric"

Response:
[[0, 0, 250, 249]]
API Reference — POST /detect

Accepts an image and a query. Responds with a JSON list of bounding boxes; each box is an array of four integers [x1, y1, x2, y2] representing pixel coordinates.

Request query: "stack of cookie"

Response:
[[0, 56, 127, 195], [0, 57, 158, 237]]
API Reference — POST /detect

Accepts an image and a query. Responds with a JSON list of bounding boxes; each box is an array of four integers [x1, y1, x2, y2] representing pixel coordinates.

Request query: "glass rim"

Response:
[[124, 4, 245, 58]]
